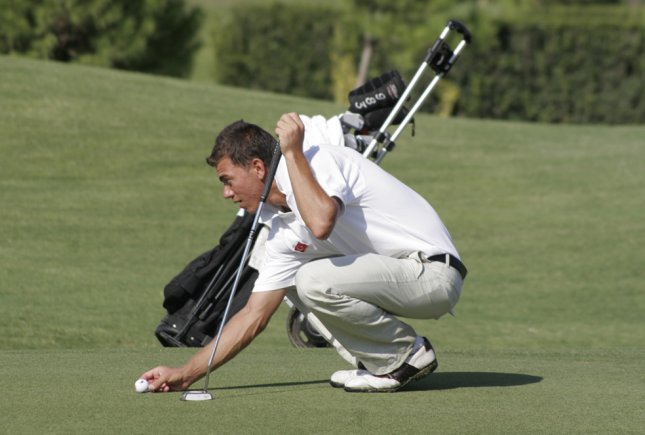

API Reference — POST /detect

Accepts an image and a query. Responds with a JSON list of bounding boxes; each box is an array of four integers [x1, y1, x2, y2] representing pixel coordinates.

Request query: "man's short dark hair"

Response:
[[206, 120, 275, 168]]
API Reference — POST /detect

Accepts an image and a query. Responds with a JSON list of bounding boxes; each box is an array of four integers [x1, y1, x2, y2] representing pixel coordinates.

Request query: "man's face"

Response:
[[215, 156, 265, 213]]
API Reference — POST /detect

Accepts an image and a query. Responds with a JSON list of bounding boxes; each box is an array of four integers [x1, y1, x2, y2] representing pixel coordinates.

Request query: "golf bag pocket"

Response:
[[162, 248, 217, 314], [348, 70, 407, 115], [363, 105, 411, 132]]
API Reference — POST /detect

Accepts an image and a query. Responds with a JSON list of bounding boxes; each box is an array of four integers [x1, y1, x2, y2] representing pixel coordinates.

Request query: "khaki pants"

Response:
[[291, 252, 463, 375]]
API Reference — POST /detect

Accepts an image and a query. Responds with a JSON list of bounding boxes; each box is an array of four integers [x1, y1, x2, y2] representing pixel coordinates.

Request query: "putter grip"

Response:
[[260, 141, 282, 202], [448, 20, 472, 44]]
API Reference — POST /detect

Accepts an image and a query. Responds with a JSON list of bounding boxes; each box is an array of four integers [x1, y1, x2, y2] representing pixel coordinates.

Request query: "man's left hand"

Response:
[[275, 113, 305, 157]]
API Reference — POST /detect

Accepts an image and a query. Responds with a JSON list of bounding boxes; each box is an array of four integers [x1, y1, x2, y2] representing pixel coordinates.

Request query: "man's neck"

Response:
[[267, 185, 289, 212]]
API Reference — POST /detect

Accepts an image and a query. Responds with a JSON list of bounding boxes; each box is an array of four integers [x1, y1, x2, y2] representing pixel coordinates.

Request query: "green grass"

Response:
[[4, 347, 644, 434], [1, 55, 644, 433]]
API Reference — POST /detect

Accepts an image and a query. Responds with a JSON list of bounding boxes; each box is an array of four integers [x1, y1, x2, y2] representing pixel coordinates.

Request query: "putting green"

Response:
[[2, 346, 643, 433]]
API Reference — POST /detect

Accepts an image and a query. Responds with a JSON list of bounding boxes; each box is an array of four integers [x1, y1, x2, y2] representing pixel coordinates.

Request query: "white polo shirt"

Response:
[[252, 144, 459, 292]]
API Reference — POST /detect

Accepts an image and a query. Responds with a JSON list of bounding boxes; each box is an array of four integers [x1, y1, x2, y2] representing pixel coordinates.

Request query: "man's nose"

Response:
[[223, 185, 234, 199]]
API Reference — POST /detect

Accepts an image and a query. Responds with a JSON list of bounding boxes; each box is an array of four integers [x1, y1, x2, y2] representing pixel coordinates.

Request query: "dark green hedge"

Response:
[[214, 4, 644, 124], [0, 0, 203, 78], [450, 6, 645, 124], [214, 3, 347, 100]]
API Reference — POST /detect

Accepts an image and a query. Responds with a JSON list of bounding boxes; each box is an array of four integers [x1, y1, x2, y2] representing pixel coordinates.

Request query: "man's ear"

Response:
[[250, 158, 266, 180]]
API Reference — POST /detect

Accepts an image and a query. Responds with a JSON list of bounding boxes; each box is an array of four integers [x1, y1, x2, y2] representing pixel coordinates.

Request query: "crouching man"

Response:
[[140, 112, 466, 392]]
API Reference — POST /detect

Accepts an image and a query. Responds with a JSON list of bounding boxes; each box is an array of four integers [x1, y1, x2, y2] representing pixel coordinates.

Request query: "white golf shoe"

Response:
[[329, 368, 369, 388], [343, 337, 438, 393]]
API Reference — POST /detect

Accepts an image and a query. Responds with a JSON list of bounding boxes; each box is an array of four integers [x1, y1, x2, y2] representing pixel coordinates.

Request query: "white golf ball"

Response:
[[134, 378, 149, 393]]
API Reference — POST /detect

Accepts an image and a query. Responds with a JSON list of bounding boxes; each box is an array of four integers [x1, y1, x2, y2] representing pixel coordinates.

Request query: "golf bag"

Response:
[[154, 20, 471, 348], [155, 210, 259, 347]]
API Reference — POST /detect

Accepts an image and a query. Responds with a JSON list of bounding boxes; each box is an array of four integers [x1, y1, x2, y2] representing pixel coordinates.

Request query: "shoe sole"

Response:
[[344, 359, 438, 393]]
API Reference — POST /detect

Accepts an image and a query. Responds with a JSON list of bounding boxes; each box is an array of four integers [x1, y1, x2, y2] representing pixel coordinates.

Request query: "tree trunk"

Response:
[[355, 35, 375, 87]]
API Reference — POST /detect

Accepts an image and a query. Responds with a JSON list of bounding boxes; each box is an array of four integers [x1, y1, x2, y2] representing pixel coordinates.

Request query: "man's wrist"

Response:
[[180, 362, 205, 387], [281, 146, 303, 161]]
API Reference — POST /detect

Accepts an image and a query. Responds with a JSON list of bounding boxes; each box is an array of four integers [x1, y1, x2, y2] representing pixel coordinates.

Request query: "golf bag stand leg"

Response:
[[362, 19, 472, 164]]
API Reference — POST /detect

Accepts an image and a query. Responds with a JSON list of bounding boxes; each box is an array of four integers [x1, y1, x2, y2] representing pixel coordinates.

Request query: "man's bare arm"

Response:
[[142, 289, 288, 392], [275, 112, 339, 239]]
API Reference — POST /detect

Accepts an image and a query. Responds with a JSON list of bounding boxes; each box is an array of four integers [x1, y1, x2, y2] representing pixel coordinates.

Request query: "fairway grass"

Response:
[[2, 345, 643, 434], [1, 55, 644, 434]]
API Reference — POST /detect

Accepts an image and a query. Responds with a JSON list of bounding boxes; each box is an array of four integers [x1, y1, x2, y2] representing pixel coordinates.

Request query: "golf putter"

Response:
[[181, 140, 282, 401]]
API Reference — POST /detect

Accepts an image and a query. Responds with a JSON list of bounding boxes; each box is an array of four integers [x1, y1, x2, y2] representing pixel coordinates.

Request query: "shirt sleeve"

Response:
[[252, 210, 341, 292], [305, 147, 354, 208], [252, 217, 311, 292]]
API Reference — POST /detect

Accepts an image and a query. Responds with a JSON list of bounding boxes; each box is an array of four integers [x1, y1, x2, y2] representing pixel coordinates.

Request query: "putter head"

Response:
[[180, 390, 213, 401]]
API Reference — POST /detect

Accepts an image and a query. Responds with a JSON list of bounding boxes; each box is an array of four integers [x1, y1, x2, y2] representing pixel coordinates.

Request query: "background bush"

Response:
[[0, 0, 203, 78], [213, 3, 350, 101], [212, 2, 645, 124], [451, 5, 645, 124]]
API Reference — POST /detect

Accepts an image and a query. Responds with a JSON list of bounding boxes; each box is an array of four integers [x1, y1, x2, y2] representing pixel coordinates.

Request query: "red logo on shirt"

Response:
[[294, 242, 309, 253]]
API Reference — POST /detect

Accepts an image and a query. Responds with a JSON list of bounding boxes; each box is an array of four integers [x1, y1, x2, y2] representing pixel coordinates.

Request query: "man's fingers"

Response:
[[276, 113, 303, 130], [275, 113, 305, 156], [148, 379, 162, 392], [139, 367, 170, 392], [140, 369, 157, 381], [153, 382, 169, 393], [286, 112, 304, 127]]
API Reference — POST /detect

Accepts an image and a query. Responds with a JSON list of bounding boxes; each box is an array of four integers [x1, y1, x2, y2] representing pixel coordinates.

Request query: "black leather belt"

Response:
[[427, 254, 468, 280]]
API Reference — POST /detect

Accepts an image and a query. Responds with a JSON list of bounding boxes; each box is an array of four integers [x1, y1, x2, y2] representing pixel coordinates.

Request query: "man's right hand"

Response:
[[140, 366, 194, 392]]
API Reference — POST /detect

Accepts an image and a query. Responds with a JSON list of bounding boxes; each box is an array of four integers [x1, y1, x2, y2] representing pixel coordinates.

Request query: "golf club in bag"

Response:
[[154, 19, 471, 350], [180, 141, 282, 401]]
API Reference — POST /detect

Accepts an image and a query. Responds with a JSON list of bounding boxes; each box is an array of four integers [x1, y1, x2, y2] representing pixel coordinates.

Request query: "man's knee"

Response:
[[295, 261, 333, 308]]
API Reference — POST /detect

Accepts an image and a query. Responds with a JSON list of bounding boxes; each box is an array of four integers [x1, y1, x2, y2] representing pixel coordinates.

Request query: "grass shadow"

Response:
[[405, 371, 543, 391], [214, 379, 330, 391], [169, 380, 330, 399], [175, 373, 541, 395]]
